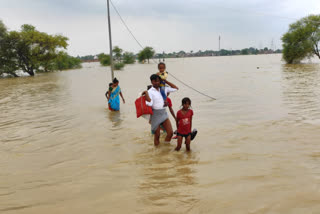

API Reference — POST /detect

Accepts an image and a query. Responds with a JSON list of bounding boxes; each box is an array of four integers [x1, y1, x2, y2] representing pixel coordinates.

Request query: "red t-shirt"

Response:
[[177, 109, 193, 135], [167, 97, 172, 108]]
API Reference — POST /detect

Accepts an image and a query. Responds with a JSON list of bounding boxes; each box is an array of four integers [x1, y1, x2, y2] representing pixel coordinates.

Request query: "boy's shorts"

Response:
[[177, 132, 191, 138]]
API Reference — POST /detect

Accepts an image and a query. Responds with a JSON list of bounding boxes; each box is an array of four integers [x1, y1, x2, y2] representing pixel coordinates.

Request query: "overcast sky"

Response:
[[1, 0, 320, 56]]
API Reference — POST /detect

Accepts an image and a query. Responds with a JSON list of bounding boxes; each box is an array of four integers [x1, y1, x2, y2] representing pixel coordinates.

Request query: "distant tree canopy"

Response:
[[0, 21, 81, 77], [123, 52, 135, 64], [98, 53, 111, 66], [78, 55, 95, 61], [113, 46, 123, 62], [51, 52, 82, 71], [98, 46, 136, 70], [282, 14, 320, 64], [138, 47, 155, 63]]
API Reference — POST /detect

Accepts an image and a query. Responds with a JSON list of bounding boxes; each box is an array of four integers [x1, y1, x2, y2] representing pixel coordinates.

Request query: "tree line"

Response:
[[81, 46, 281, 68], [0, 20, 81, 77], [2, 14, 319, 78], [96, 46, 155, 70], [155, 48, 282, 59]]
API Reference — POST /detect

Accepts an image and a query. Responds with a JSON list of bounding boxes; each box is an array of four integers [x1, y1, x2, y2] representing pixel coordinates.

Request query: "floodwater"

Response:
[[1, 54, 320, 213]]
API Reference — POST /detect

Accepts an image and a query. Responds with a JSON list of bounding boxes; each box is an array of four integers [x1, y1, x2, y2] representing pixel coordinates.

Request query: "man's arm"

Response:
[[143, 90, 151, 102]]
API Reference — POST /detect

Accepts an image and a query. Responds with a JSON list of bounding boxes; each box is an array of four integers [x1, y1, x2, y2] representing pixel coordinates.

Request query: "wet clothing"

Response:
[[146, 86, 177, 133], [177, 132, 191, 138], [146, 86, 177, 110], [150, 109, 168, 133], [177, 109, 193, 135], [108, 86, 121, 111]]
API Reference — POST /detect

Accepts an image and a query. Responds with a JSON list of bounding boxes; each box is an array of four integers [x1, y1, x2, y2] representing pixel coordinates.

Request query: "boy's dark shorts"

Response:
[[177, 132, 191, 138]]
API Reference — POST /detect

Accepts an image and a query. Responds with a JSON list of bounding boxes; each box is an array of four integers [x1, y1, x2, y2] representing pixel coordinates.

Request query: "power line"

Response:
[[168, 72, 216, 100], [110, 0, 144, 49], [110, 0, 217, 100], [108, 1, 319, 100]]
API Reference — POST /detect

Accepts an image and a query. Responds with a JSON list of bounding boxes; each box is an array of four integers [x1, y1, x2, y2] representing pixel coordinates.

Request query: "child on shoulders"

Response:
[[156, 62, 169, 107]]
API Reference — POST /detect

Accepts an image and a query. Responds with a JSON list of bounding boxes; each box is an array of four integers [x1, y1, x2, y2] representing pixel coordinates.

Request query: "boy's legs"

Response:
[[160, 87, 168, 106], [185, 135, 191, 151], [161, 119, 173, 142], [160, 86, 167, 100], [175, 136, 183, 151]]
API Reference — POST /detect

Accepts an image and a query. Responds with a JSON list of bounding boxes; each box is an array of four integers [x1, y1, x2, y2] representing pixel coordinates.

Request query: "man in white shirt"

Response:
[[143, 74, 179, 146]]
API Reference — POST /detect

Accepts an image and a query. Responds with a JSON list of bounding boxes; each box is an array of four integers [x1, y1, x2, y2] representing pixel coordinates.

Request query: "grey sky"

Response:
[[1, 0, 319, 56]]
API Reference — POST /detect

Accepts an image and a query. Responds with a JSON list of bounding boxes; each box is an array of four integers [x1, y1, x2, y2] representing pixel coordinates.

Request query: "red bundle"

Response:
[[135, 96, 153, 118]]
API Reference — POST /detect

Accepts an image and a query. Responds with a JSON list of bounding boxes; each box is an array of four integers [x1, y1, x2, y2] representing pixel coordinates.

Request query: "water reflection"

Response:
[[134, 145, 199, 213], [107, 110, 123, 128], [281, 64, 320, 123]]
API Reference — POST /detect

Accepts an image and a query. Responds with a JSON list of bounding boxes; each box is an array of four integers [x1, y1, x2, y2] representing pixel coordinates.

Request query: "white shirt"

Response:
[[146, 86, 177, 110]]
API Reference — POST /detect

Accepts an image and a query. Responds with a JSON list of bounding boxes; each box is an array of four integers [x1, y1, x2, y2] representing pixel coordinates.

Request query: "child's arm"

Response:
[[165, 80, 179, 90], [169, 107, 176, 121], [107, 91, 111, 100], [105, 91, 109, 99], [190, 116, 192, 131], [176, 113, 179, 130]]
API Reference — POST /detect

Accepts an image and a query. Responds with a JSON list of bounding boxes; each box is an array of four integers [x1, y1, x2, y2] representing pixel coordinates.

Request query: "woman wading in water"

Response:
[[107, 78, 125, 111]]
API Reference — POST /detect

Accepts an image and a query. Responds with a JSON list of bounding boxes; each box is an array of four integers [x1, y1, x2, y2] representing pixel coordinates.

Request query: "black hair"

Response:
[[147, 85, 152, 90], [150, 74, 160, 81], [182, 97, 191, 105], [109, 83, 113, 87], [158, 62, 166, 69], [113, 78, 119, 84]]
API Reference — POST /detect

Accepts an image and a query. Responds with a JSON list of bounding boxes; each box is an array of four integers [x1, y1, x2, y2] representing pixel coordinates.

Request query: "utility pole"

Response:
[[107, 0, 114, 80], [219, 35, 221, 56]]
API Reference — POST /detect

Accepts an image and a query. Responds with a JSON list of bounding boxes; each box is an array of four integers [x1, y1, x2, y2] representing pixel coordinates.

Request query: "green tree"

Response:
[[113, 46, 123, 62], [241, 48, 249, 55], [0, 20, 6, 39], [51, 52, 82, 70], [123, 52, 135, 64], [138, 50, 146, 63], [98, 53, 111, 66], [220, 49, 230, 56], [0, 20, 19, 77], [78, 55, 95, 61], [282, 14, 320, 64], [7, 24, 68, 76], [139, 47, 155, 63]]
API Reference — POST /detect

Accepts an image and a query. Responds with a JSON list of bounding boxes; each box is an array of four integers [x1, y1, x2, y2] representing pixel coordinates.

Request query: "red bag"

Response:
[[135, 96, 153, 118]]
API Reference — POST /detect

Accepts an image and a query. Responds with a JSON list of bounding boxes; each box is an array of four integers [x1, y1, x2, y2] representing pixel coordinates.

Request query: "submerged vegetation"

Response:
[[98, 46, 136, 70]]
